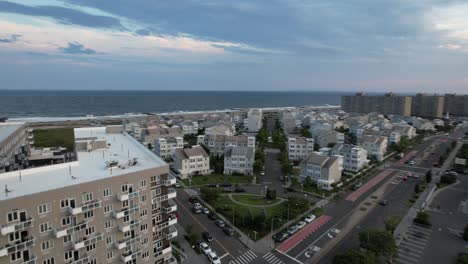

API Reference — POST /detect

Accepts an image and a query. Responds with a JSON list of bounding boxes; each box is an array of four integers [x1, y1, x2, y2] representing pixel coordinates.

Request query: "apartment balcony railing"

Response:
[[154, 245, 172, 258], [68, 255, 90, 264], [164, 199, 177, 214], [121, 249, 142, 263], [0, 236, 35, 257], [116, 190, 140, 202], [54, 221, 88, 238], [114, 235, 141, 250], [163, 175, 177, 186], [112, 205, 140, 219], [151, 189, 176, 204], [154, 214, 177, 231], [22, 255, 37, 264], [150, 181, 162, 188], [72, 233, 103, 250], [118, 220, 140, 233], [68, 200, 102, 215], [0, 218, 33, 235], [165, 226, 178, 240]]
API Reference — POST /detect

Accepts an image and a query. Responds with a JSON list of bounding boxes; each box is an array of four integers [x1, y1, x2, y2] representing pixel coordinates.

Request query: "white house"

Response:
[[173, 146, 210, 179], [205, 124, 235, 136], [179, 121, 199, 135], [197, 135, 255, 156], [246, 109, 263, 132], [312, 130, 344, 148], [287, 137, 315, 161], [154, 137, 184, 159], [300, 153, 343, 190], [331, 144, 369, 172], [358, 135, 388, 161], [224, 146, 255, 176]]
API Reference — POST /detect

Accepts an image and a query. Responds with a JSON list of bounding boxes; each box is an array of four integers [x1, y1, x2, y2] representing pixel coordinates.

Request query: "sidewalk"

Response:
[[173, 224, 207, 263]]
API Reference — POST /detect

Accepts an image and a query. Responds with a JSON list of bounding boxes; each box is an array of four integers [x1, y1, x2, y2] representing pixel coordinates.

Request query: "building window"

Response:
[[40, 222, 51, 233], [60, 198, 75, 209], [41, 240, 54, 251], [139, 179, 147, 188], [107, 251, 115, 261], [141, 237, 149, 246], [6, 211, 18, 223], [61, 216, 72, 226], [10, 252, 21, 262], [85, 226, 95, 236], [42, 258, 55, 264], [140, 194, 147, 203], [84, 210, 94, 219], [104, 204, 113, 214], [9, 232, 20, 243], [140, 209, 148, 218], [105, 220, 114, 229], [64, 251, 73, 261], [142, 251, 149, 259], [38, 203, 51, 215], [63, 234, 72, 244], [156, 241, 163, 249], [106, 235, 114, 245], [140, 223, 148, 232], [86, 243, 96, 252], [82, 192, 93, 203], [103, 188, 112, 197]]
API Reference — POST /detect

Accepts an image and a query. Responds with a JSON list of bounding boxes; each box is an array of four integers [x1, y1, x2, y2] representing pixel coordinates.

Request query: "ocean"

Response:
[[0, 90, 348, 118]]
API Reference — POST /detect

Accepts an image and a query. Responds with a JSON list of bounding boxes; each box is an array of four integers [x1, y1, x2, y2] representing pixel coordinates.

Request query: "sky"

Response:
[[0, 0, 468, 93]]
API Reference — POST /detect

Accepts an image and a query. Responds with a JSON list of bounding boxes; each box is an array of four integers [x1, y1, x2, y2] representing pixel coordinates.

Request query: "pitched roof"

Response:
[[224, 146, 255, 159]]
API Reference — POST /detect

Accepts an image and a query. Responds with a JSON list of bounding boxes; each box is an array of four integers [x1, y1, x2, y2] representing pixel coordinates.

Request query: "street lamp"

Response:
[[271, 216, 282, 249], [300, 183, 303, 192]]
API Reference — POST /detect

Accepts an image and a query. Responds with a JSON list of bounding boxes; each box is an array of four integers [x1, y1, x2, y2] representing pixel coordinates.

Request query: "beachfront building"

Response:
[[0, 125, 178, 264], [0, 122, 30, 173], [154, 137, 184, 160], [358, 135, 388, 161], [312, 130, 344, 148], [178, 121, 199, 135], [287, 137, 315, 161], [204, 124, 235, 137], [197, 135, 255, 156], [341, 92, 412, 116], [223, 146, 255, 176], [246, 109, 263, 132], [173, 146, 210, 179], [331, 144, 369, 172], [142, 125, 183, 146], [300, 153, 343, 190]]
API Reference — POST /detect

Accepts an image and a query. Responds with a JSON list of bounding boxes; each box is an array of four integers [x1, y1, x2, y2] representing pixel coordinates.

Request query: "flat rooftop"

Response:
[[0, 126, 167, 201], [0, 122, 25, 144]]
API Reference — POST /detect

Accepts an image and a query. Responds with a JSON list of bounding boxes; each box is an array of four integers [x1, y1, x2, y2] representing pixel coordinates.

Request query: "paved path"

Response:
[[395, 224, 432, 264], [277, 215, 332, 253], [345, 169, 394, 202], [228, 193, 286, 208]]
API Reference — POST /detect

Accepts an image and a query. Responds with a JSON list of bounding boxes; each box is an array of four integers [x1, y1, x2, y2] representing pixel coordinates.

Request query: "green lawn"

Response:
[[290, 176, 332, 197], [181, 174, 251, 186], [231, 194, 280, 206], [33, 128, 74, 150]]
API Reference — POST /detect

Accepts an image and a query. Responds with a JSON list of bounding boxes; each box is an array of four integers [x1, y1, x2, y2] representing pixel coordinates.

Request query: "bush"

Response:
[[414, 211, 431, 226], [440, 175, 457, 185]]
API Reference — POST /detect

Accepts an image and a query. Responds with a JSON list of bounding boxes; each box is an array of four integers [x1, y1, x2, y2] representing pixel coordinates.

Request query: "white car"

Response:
[[193, 203, 202, 209], [287, 225, 299, 235], [296, 221, 306, 229], [304, 214, 316, 223], [202, 207, 210, 214], [199, 242, 212, 255], [208, 252, 221, 264]]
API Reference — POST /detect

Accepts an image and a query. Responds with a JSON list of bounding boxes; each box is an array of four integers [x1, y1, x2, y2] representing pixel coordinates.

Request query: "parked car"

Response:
[[296, 221, 307, 229], [304, 214, 316, 223], [223, 226, 234, 236], [199, 242, 212, 255], [260, 171, 265, 176], [215, 220, 225, 228], [175, 182, 181, 188], [409, 160, 415, 165], [207, 252, 221, 264], [220, 183, 232, 188], [287, 225, 299, 235], [208, 212, 217, 220], [273, 232, 289, 242], [234, 187, 246, 193], [192, 207, 202, 214], [208, 183, 218, 188], [202, 208, 210, 214], [189, 197, 200, 204], [352, 182, 363, 190], [222, 187, 233, 193], [193, 203, 202, 209], [202, 231, 214, 242], [379, 200, 389, 206]]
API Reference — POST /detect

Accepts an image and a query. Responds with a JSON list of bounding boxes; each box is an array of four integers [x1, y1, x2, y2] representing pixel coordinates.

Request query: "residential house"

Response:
[[358, 135, 388, 161], [173, 146, 210, 179], [178, 121, 199, 135], [246, 109, 263, 132], [154, 137, 184, 160], [223, 146, 255, 175], [197, 135, 255, 156], [287, 137, 315, 161], [205, 124, 235, 136], [312, 130, 344, 148], [331, 144, 369, 172], [300, 153, 343, 190]]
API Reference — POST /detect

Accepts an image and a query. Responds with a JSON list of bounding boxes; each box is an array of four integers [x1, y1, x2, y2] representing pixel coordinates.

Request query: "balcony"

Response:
[[68, 255, 90, 264], [165, 226, 178, 240], [114, 235, 141, 250], [155, 214, 177, 230], [112, 205, 140, 219], [54, 221, 87, 238], [0, 236, 35, 257], [116, 191, 140, 202], [164, 200, 177, 214], [68, 200, 102, 215], [0, 218, 33, 235], [150, 181, 162, 188], [161, 245, 172, 255], [118, 220, 140, 233], [22, 255, 37, 264], [72, 233, 103, 250], [152, 189, 177, 204], [121, 250, 142, 263], [163, 175, 177, 186]]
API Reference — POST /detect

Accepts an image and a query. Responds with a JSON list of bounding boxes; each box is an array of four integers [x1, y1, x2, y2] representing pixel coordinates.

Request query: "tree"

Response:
[[463, 224, 468, 241], [425, 170, 432, 183], [200, 188, 221, 204], [314, 143, 320, 151], [414, 183, 420, 193], [266, 188, 277, 200], [359, 229, 397, 258], [414, 210, 431, 226], [300, 127, 312, 138], [253, 160, 263, 175], [333, 250, 375, 264], [385, 216, 401, 234], [303, 176, 313, 187], [457, 253, 468, 264]]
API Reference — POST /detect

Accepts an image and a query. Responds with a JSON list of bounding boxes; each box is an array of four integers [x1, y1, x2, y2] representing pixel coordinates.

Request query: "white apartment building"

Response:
[[205, 124, 235, 136], [358, 135, 388, 161], [223, 146, 255, 176], [300, 153, 343, 190], [178, 121, 199, 135], [173, 146, 210, 179], [154, 137, 184, 160], [312, 130, 344, 148], [197, 135, 255, 156], [0, 122, 30, 173], [246, 109, 263, 132], [287, 137, 315, 161], [331, 144, 369, 172]]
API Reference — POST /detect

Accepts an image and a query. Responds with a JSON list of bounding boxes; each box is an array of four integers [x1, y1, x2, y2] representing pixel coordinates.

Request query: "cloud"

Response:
[[59, 42, 96, 55], [0, 34, 20, 43]]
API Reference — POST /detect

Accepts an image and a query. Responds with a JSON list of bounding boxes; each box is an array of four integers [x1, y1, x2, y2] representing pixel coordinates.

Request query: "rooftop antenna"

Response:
[[128, 149, 130, 159], [5, 184, 11, 196], [19, 170, 22, 182], [110, 166, 113, 175]]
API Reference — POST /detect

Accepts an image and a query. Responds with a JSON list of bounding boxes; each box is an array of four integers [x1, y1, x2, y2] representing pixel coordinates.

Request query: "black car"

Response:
[[208, 212, 218, 220], [208, 183, 218, 188], [202, 231, 214, 242], [222, 187, 233, 193], [379, 200, 389, 206], [220, 183, 232, 188], [189, 197, 200, 204], [234, 187, 246, 193], [223, 226, 234, 236], [273, 232, 289, 242]]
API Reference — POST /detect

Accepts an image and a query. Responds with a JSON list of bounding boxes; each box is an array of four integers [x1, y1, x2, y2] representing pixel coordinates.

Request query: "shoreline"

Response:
[[6, 105, 341, 123]]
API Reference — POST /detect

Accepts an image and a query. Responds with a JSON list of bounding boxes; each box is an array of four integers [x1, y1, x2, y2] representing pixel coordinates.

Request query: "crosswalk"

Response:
[[230, 250, 257, 264], [262, 252, 286, 264], [396, 224, 432, 264]]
